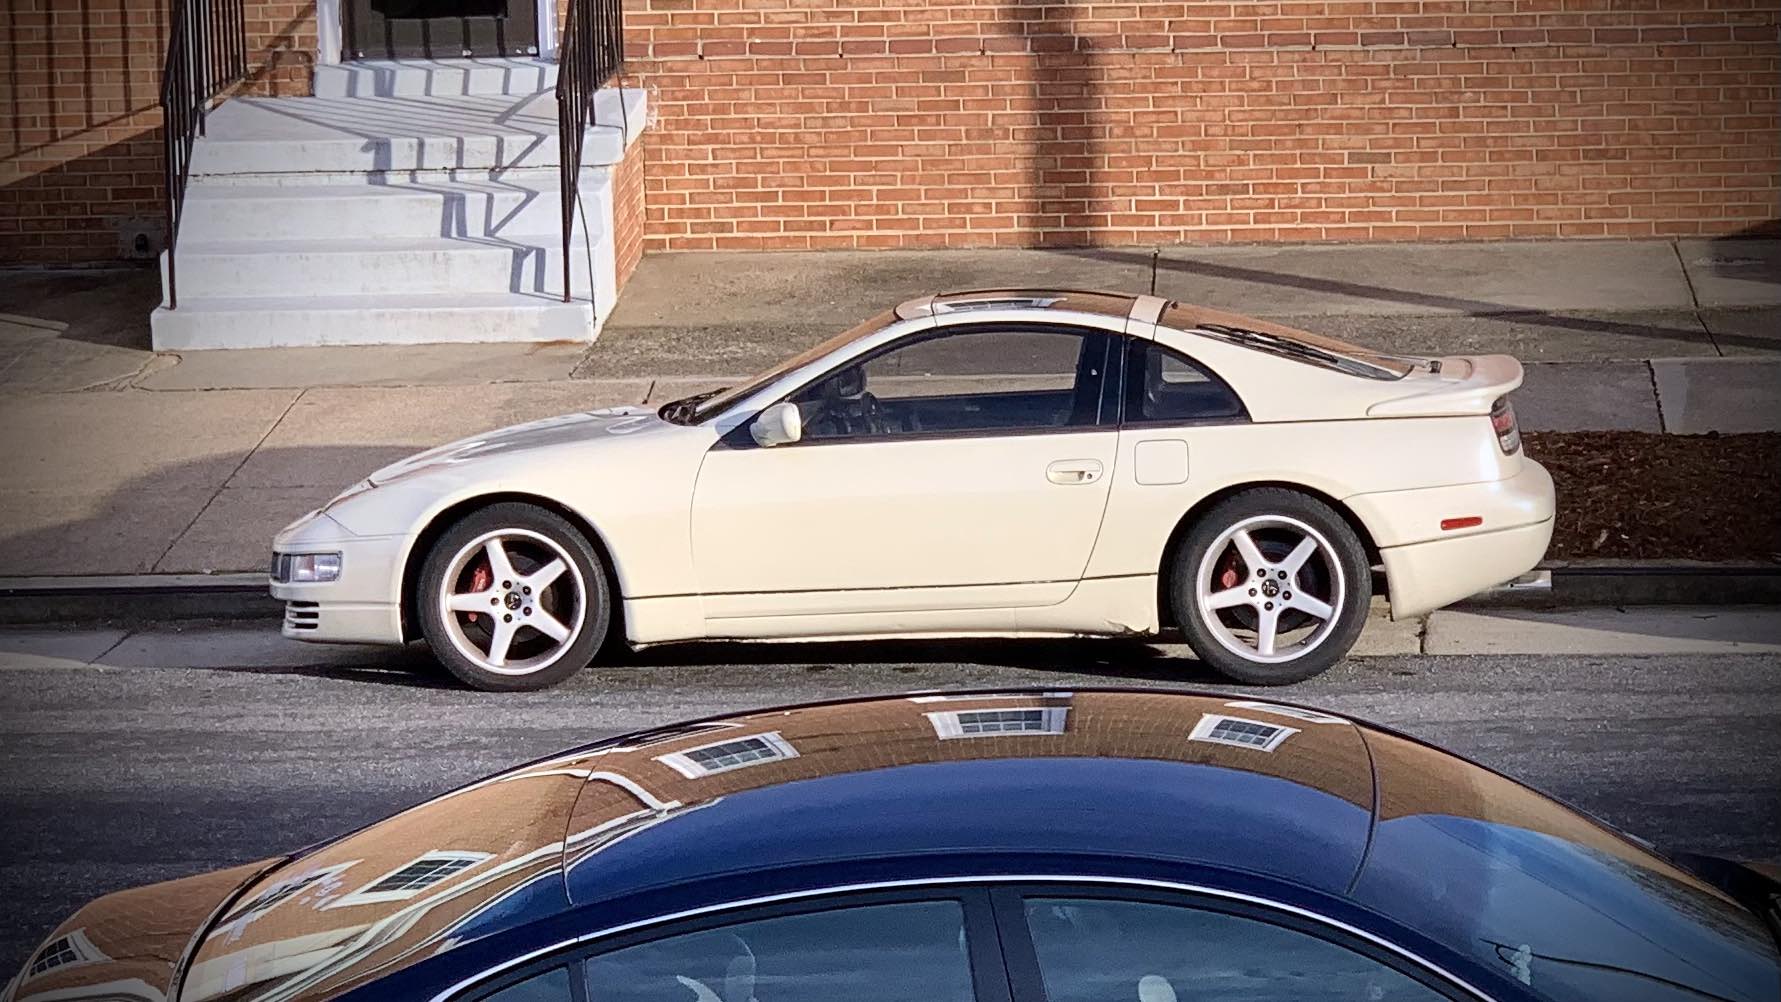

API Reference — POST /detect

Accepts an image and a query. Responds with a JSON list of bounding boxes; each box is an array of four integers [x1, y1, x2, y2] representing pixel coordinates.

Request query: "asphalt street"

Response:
[[2, 637, 1779, 974]]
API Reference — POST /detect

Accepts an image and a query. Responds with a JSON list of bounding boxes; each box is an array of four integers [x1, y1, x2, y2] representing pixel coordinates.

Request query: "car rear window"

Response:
[[1158, 304, 1415, 380], [1351, 728, 1780, 1001]]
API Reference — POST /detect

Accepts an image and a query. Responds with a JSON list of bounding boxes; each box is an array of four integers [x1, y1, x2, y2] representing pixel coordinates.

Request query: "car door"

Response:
[[1079, 334, 1254, 583], [689, 322, 1121, 627]]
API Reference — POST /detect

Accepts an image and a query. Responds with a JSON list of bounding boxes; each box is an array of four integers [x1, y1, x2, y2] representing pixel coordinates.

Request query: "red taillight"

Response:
[[1490, 396, 1520, 454], [1441, 516, 1484, 531]]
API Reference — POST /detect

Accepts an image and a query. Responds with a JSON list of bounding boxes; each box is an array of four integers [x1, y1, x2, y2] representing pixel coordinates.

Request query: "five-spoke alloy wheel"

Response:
[[1173, 488, 1371, 685], [419, 503, 610, 691]]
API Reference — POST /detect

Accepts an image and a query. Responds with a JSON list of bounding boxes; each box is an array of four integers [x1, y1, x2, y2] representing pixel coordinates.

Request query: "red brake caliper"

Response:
[[464, 561, 492, 623], [1216, 550, 1243, 591]]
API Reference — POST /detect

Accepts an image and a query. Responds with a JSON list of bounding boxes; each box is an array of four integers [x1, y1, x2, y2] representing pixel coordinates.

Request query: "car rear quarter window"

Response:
[[1353, 728, 1781, 1001], [584, 899, 979, 1002], [1123, 340, 1247, 424]]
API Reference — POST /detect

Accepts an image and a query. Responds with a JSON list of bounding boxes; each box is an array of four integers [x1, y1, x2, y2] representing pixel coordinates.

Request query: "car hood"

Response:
[[366, 406, 663, 486], [4, 859, 279, 1002]]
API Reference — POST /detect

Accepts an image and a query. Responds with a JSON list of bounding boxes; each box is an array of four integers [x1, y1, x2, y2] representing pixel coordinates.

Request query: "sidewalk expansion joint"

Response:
[[1669, 239, 1723, 357], [1645, 360, 1668, 433], [150, 389, 306, 572]]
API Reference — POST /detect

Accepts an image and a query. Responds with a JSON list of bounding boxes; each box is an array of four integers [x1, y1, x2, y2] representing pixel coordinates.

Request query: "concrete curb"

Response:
[[0, 574, 278, 625], [3, 563, 1777, 627], [1462, 563, 1781, 609]]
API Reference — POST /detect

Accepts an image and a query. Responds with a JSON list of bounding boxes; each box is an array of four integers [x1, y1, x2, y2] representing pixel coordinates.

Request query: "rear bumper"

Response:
[[1351, 460, 1556, 618], [1380, 517, 1554, 618]]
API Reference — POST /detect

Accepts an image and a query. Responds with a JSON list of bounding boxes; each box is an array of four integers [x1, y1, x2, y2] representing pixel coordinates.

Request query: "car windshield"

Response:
[[661, 309, 901, 425], [1159, 303, 1416, 380]]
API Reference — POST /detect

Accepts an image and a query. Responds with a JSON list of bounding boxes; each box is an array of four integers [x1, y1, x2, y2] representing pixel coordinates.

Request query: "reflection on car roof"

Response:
[[898, 289, 1139, 321], [158, 689, 1767, 1002]]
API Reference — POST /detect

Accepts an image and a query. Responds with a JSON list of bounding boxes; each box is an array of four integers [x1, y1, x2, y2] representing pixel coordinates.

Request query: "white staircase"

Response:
[[151, 59, 645, 350]]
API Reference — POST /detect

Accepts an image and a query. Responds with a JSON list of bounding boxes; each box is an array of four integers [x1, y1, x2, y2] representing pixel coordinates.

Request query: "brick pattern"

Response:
[[612, 130, 651, 289], [1, 1, 171, 264], [240, 1, 320, 97], [0, 0, 317, 266], [624, 0, 1781, 250]]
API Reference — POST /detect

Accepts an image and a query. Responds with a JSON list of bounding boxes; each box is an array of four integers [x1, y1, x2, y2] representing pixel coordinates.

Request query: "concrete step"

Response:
[[312, 58, 558, 99], [179, 176, 566, 242], [150, 292, 595, 349], [167, 233, 588, 299], [189, 89, 643, 175]]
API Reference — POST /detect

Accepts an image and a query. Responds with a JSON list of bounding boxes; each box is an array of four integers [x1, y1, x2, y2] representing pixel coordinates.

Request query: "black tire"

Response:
[[1171, 488, 1371, 685], [417, 502, 611, 692]]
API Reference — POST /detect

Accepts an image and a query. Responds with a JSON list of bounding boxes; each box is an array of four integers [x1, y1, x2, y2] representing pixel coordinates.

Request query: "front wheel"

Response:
[[1172, 489, 1371, 685], [417, 503, 610, 692]]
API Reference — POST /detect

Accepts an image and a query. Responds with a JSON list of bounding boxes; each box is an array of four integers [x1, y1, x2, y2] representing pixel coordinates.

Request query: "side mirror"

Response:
[[750, 401, 802, 447]]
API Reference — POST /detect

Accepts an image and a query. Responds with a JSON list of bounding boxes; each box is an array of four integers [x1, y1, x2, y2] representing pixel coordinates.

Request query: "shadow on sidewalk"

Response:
[[0, 267, 160, 351], [1062, 246, 1777, 354], [0, 446, 435, 578]]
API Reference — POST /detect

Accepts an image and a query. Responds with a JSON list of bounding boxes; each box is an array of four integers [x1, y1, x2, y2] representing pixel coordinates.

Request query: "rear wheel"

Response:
[[1172, 489, 1370, 685], [418, 503, 610, 692]]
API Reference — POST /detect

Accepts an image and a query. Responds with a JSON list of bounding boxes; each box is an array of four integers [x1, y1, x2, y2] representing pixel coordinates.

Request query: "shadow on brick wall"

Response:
[[0, 0, 166, 164], [1024, 14, 1106, 248], [1, 0, 171, 265], [2, 5, 316, 267], [1, 130, 171, 268]]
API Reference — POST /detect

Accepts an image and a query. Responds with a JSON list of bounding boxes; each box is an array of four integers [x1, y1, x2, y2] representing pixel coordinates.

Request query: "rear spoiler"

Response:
[[1365, 354, 1525, 418]]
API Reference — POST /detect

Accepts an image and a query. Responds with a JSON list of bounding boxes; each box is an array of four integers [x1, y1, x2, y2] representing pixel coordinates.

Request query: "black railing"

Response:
[[161, 0, 246, 310], [556, 0, 628, 304]]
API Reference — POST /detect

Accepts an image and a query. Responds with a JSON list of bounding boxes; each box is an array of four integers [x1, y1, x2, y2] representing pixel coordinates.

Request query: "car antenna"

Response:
[[1149, 248, 1159, 295]]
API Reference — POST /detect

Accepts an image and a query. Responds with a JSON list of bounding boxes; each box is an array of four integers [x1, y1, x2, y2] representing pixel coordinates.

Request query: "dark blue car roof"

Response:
[[153, 689, 1775, 1002]]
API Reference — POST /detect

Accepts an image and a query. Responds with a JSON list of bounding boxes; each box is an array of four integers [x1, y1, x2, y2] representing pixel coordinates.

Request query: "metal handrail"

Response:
[[160, 0, 246, 310], [556, 0, 628, 305]]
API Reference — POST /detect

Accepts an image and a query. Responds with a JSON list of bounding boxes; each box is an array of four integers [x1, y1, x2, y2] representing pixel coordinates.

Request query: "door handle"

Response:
[[1047, 460, 1104, 485]]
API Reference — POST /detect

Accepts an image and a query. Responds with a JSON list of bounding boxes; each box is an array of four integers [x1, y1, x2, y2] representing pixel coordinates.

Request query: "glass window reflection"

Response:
[[586, 900, 977, 1002], [1023, 897, 1449, 1002]]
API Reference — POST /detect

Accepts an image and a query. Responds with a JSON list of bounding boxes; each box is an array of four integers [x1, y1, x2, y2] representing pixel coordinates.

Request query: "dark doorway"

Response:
[[345, 0, 539, 59]]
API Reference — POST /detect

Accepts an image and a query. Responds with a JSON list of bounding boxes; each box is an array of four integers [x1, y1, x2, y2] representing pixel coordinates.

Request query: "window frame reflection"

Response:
[[459, 888, 1010, 1002]]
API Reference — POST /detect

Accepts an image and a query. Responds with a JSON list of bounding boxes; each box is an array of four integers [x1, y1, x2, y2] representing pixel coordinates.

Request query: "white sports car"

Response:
[[271, 290, 1554, 691]]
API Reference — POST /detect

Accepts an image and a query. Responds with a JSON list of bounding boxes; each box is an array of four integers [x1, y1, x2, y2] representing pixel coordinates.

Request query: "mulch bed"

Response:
[[1523, 431, 1781, 562]]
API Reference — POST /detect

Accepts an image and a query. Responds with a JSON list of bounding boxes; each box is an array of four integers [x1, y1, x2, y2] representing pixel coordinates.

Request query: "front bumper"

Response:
[[270, 510, 407, 645], [1350, 460, 1556, 618]]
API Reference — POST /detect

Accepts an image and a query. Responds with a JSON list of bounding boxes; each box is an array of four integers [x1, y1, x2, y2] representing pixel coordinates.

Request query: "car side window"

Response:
[[1123, 340, 1246, 424], [478, 966, 574, 1002], [1021, 897, 1454, 1002], [787, 325, 1112, 441], [585, 899, 979, 1002]]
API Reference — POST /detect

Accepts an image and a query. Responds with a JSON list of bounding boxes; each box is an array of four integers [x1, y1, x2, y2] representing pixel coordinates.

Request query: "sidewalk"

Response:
[[1, 238, 1777, 577]]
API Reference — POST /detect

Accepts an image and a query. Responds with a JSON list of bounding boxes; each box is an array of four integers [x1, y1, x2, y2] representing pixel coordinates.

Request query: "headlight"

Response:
[[273, 552, 342, 583]]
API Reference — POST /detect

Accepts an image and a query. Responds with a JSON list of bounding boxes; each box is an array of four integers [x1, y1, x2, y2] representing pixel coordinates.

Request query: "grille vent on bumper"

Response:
[[284, 601, 320, 631]]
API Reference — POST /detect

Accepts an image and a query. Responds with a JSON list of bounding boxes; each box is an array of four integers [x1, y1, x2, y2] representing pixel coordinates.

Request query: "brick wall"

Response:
[[1, 1, 170, 265], [0, 0, 316, 266], [612, 130, 651, 288], [623, 0, 1781, 251]]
